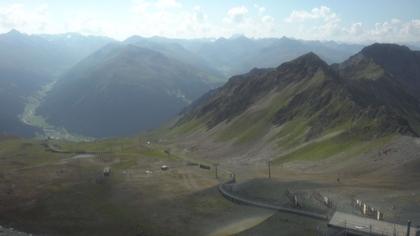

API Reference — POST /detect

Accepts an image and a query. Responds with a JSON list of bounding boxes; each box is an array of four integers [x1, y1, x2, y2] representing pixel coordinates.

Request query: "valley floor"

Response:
[[19, 80, 92, 142]]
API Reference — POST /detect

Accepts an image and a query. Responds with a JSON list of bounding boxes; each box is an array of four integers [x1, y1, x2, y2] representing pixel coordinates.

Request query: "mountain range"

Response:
[[125, 35, 363, 77], [0, 29, 370, 138], [171, 43, 420, 162], [4, 30, 420, 140]]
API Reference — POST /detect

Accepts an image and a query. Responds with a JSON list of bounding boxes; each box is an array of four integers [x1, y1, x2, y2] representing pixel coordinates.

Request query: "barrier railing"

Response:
[[218, 178, 329, 220]]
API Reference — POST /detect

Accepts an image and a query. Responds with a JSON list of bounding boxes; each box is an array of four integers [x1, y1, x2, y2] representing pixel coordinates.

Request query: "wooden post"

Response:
[[268, 160, 272, 179], [214, 163, 219, 179], [406, 220, 411, 236], [344, 220, 347, 236]]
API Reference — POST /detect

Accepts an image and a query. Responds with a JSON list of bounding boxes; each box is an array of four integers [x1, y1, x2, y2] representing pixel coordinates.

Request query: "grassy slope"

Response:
[[171, 99, 393, 163], [207, 73, 324, 145], [0, 136, 246, 236], [273, 134, 393, 163], [168, 61, 413, 166]]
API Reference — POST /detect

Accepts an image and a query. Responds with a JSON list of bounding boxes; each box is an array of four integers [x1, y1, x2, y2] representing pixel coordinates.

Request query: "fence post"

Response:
[[406, 220, 411, 236], [344, 220, 347, 236], [363, 203, 367, 215], [394, 224, 397, 236]]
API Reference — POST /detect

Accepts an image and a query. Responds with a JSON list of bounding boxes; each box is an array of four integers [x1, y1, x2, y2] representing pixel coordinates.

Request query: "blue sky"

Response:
[[0, 0, 419, 43]]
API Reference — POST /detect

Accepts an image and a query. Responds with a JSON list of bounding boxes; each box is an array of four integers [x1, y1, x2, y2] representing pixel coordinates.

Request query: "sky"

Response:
[[0, 0, 419, 43]]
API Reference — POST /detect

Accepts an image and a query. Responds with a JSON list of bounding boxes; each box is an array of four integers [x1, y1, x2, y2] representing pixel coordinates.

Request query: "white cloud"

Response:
[[131, 0, 151, 14], [253, 4, 266, 14], [285, 6, 338, 23], [284, 6, 420, 43], [131, 0, 181, 14], [367, 19, 420, 42], [284, 6, 342, 40], [348, 22, 363, 35], [219, 5, 276, 38], [328, 18, 420, 43], [0, 3, 50, 33], [129, 1, 216, 39], [65, 14, 117, 37], [128, 2, 276, 39], [155, 0, 181, 9], [262, 15, 274, 24], [225, 6, 249, 24]]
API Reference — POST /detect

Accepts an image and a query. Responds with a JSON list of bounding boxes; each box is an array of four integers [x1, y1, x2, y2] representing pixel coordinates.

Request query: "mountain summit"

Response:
[[287, 52, 327, 67], [340, 43, 420, 97], [361, 43, 420, 95]]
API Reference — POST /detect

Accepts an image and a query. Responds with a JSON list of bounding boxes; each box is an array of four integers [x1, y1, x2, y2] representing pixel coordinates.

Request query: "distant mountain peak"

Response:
[[230, 34, 248, 40], [7, 29, 21, 34], [4, 29, 26, 38], [361, 43, 412, 59], [355, 43, 420, 98], [124, 35, 146, 44], [279, 52, 328, 71], [296, 52, 323, 62], [362, 42, 410, 51]]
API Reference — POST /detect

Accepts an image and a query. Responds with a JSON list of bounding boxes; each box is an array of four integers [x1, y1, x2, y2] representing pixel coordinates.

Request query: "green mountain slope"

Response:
[[170, 44, 420, 162], [38, 43, 221, 137]]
